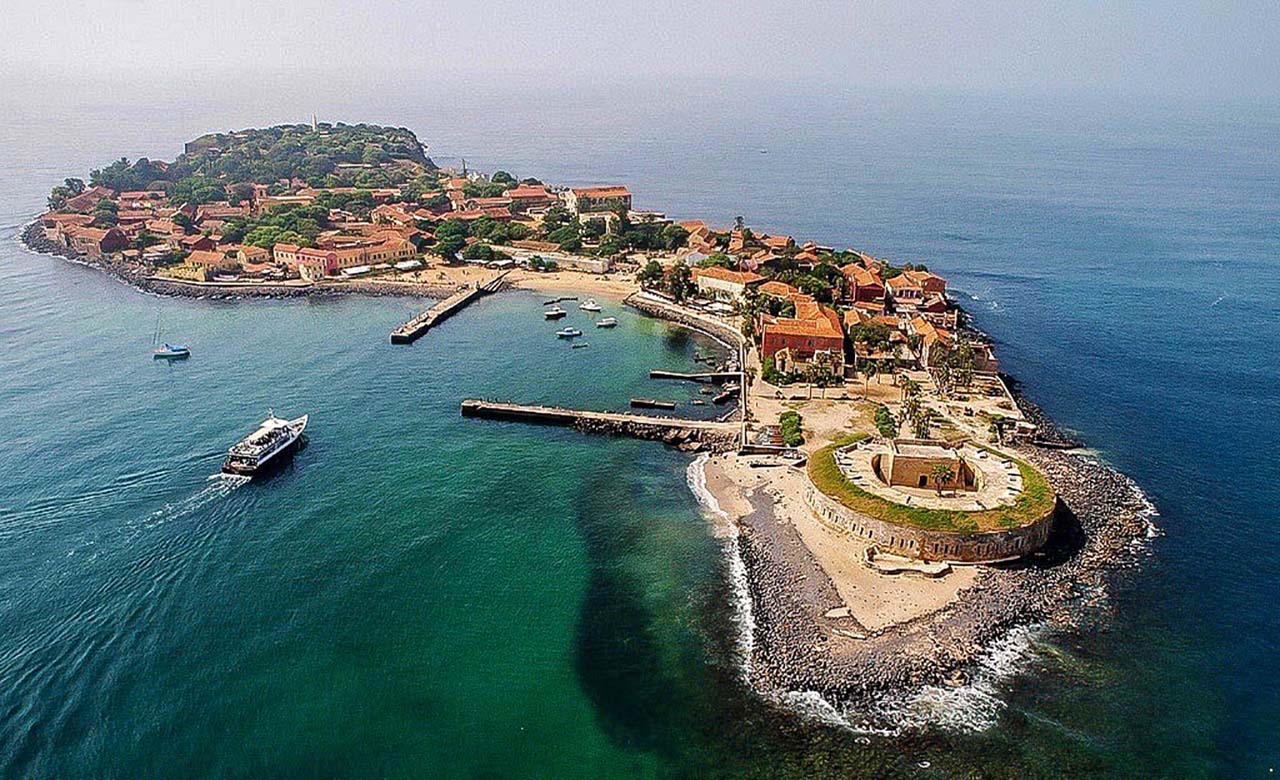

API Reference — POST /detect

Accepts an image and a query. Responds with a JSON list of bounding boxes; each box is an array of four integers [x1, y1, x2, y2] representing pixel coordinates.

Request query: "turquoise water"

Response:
[[1, 82, 1278, 777]]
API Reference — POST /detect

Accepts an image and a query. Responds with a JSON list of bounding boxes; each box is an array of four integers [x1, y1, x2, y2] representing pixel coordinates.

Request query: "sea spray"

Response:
[[686, 453, 755, 677], [867, 624, 1043, 734]]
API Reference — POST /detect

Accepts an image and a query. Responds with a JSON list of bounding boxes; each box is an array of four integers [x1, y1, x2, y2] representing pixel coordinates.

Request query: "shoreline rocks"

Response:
[[736, 443, 1153, 714], [573, 418, 739, 452]]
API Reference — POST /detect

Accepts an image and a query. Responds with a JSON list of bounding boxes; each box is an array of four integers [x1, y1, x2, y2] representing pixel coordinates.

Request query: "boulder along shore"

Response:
[[728, 443, 1153, 711]]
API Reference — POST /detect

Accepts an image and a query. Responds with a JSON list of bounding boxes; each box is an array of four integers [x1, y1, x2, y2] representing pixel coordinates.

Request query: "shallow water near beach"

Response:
[[1, 81, 1278, 777]]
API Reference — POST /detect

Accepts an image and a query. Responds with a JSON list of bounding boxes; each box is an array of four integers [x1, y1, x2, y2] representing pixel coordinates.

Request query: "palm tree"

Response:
[[912, 408, 931, 438], [929, 463, 956, 496], [901, 377, 920, 403]]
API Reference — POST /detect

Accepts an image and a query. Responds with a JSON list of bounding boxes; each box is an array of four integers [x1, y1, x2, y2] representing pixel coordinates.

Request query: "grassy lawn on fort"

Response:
[[807, 434, 1056, 533]]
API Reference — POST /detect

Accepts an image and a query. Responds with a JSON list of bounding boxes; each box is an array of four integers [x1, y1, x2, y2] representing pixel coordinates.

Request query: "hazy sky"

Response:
[[4, 0, 1279, 99]]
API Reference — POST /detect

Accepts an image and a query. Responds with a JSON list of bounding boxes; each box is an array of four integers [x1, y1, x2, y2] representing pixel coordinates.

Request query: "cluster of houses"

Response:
[[38, 170, 994, 386], [38, 172, 640, 283], [686, 249, 997, 381]]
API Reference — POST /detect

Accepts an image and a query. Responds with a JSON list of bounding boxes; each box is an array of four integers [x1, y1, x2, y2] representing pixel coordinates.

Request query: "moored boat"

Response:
[[579, 298, 602, 312], [556, 327, 583, 338], [221, 411, 308, 476], [545, 306, 567, 320], [153, 343, 190, 360], [596, 317, 618, 328]]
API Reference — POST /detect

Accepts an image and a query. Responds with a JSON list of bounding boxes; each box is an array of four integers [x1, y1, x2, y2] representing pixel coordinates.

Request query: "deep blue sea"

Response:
[[0, 79, 1277, 777]]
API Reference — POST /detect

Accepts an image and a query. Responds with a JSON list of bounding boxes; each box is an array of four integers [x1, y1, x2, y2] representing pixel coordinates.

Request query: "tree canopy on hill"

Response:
[[87, 123, 437, 194]]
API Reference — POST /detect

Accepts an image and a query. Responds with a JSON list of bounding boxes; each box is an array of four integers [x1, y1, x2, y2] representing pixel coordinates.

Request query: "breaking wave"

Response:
[[686, 453, 755, 676]]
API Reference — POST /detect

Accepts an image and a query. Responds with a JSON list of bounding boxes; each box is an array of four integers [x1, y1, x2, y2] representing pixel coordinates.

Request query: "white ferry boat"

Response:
[[221, 411, 309, 476]]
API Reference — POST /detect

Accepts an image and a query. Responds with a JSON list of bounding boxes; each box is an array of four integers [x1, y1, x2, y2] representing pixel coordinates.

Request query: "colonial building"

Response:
[[691, 266, 763, 305], [875, 439, 977, 491], [563, 186, 632, 215], [274, 237, 414, 280], [65, 226, 128, 258], [503, 184, 556, 213], [759, 299, 846, 377]]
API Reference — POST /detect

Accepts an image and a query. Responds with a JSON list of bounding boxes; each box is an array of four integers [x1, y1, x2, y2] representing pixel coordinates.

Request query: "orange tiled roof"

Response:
[[694, 266, 763, 286], [569, 186, 631, 198]]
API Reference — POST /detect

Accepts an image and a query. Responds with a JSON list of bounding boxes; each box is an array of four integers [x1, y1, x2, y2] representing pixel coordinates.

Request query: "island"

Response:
[[24, 122, 1155, 714]]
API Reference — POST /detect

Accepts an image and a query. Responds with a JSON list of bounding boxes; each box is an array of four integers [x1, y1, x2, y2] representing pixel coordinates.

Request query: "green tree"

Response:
[[874, 404, 898, 438], [491, 170, 516, 185], [638, 260, 664, 288], [666, 264, 693, 302], [435, 233, 466, 261], [929, 463, 955, 496]]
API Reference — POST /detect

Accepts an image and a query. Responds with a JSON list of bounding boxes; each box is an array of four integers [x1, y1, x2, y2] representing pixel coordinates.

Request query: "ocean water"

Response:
[[1, 79, 1277, 777]]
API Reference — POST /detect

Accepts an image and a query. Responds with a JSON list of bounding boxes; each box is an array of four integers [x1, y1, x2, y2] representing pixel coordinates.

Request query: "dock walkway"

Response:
[[649, 369, 739, 382], [460, 400, 739, 451], [461, 400, 736, 432], [390, 270, 509, 344]]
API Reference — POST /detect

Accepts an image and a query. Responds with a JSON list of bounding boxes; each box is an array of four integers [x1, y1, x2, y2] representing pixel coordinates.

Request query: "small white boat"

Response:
[[556, 327, 583, 338], [153, 343, 190, 360], [545, 306, 567, 320], [579, 298, 602, 312], [596, 317, 618, 328]]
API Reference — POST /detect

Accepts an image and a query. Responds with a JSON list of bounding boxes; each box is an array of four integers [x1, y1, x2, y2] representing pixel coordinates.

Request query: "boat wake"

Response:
[[136, 473, 250, 530], [686, 454, 756, 677]]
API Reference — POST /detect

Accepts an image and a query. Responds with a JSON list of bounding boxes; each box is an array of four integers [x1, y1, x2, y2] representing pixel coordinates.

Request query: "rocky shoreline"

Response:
[[734, 441, 1152, 714], [20, 221, 458, 301], [573, 417, 739, 452]]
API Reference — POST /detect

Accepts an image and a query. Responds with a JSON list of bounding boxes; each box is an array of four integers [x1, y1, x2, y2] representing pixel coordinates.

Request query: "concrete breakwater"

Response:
[[391, 270, 509, 343], [460, 400, 740, 452], [623, 292, 745, 349]]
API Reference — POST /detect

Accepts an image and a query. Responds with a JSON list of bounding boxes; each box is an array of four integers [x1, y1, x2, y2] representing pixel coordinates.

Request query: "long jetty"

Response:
[[390, 270, 508, 344], [649, 369, 739, 382], [460, 400, 740, 450]]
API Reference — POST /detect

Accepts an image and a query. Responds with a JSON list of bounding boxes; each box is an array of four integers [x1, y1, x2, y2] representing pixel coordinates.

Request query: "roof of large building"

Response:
[[693, 266, 763, 286], [568, 186, 631, 198], [841, 262, 884, 287], [186, 249, 231, 266], [763, 301, 843, 340]]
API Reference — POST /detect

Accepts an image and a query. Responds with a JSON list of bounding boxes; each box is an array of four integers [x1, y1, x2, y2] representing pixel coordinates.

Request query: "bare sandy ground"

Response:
[[506, 268, 639, 300], [704, 453, 974, 634]]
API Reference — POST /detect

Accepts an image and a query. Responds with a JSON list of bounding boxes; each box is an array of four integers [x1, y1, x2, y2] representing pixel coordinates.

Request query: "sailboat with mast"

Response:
[[151, 311, 190, 360]]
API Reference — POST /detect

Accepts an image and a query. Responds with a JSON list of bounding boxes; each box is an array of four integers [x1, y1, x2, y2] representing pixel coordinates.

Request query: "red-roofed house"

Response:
[[760, 300, 846, 377], [66, 226, 128, 258], [563, 186, 631, 215], [64, 186, 113, 213], [840, 263, 886, 304], [504, 184, 556, 213]]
